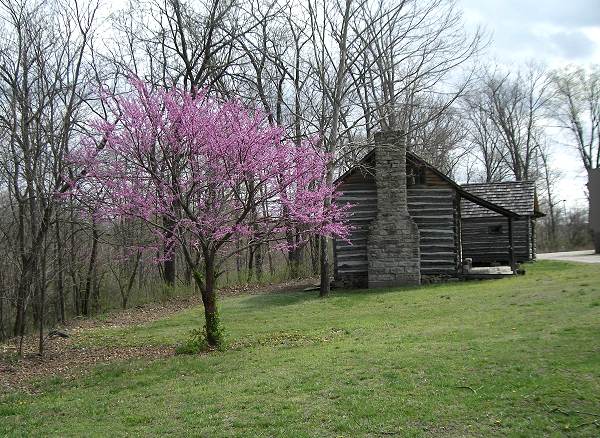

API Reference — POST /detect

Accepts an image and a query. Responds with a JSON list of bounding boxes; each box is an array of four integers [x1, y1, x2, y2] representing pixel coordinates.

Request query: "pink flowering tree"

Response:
[[68, 78, 349, 347]]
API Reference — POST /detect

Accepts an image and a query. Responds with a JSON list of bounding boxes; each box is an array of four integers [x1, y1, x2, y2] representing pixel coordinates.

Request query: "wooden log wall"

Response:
[[334, 166, 459, 287], [461, 217, 532, 265], [530, 220, 537, 260], [408, 187, 458, 275], [334, 171, 376, 287]]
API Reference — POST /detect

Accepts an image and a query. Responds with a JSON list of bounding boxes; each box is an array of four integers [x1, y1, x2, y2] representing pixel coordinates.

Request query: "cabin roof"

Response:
[[335, 149, 522, 218], [460, 181, 544, 218]]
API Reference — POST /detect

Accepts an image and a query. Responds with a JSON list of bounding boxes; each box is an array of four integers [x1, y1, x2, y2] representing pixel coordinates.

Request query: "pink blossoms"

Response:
[[69, 78, 349, 254]]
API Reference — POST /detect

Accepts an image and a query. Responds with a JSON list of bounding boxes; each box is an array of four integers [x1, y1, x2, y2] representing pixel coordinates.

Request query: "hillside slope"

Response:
[[1, 261, 599, 437]]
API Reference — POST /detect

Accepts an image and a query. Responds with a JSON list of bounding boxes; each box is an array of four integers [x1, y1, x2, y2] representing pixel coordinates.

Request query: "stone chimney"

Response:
[[367, 131, 421, 288]]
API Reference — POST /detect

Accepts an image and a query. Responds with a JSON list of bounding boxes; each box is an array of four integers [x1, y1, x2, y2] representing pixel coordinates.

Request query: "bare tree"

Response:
[[480, 64, 550, 181], [0, 0, 98, 354], [552, 66, 600, 171], [461, 91, 509, 182], [408, 97, 467, 175], [551, 65, 599, 252], [306, 0, 357, 296], [350, 0, 482, 138], [536, 140, 562, 245]]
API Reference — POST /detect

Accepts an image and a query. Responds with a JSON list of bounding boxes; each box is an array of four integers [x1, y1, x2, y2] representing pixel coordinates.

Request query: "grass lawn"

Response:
[[1, 260, 599, 437]]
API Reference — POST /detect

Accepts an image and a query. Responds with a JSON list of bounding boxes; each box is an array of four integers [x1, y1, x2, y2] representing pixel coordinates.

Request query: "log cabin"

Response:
[[460, 181, 545, 266], [333, 130, 525, 289]]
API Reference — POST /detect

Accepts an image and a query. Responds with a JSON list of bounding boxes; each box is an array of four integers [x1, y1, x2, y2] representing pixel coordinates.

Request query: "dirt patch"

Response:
[[1, 340, 173, 394], [0, 278, 317, 392], [63, 278, 317, 331]]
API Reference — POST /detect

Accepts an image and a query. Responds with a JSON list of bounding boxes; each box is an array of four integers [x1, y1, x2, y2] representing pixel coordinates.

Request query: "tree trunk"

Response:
[[247, 246, 255, 281], [38, 271, 46, 356], [92, 273, 101, 315], [0, 274, 4, 341], [310, 236, 320, 275], [0, 270, 4, 341], [162, 214, 176, 286], [235, 238, 242, 281], [184, 264, 192, 286], [288, 248, 300, 278], [163, 256, 176, 286], [13, 269, 30, 337], [55, 220, 65, 323], [121, 250, 141, 309], [193, 253, 222, 348], [255, 243, 263, 281], [82, 218, 99, 316], [593, 230, 600, 254], [286, 233, 303, 279], [319, 235, 330, 297], [13, 285, 24, 338], [267, 244, 274, 276]]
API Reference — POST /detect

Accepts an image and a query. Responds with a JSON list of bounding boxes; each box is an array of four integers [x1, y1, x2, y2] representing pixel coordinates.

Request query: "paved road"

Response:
[[537, 250, 600, 264]]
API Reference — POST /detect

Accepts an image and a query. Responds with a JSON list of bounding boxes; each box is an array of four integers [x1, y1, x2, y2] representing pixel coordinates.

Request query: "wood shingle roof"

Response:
[[461, 181, 543, 218]]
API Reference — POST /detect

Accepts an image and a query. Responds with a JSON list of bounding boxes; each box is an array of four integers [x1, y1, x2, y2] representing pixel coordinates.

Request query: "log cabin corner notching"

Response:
[[333, 130, 524, 289]]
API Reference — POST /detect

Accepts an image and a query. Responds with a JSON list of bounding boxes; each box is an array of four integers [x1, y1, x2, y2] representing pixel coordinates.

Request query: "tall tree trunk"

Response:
[[254, 243, 263, 281], [317, 0, 351, 297], [285, 223, 302, 278], [12, 187, 26, 337], [247, 246, 255, 281], [82, 218, 99, 316], [13, 262, 32, 337], [37, 251, 47, 356], [55, 220, 65, 323], [162, 214, 176, 286], [235, 238, 242, 281], [0, 272, 4, 341], [267, 244, 274, 276], [319, 234, 330, 297], [69, 201, 81, 316], [121, 250, 142, 309]]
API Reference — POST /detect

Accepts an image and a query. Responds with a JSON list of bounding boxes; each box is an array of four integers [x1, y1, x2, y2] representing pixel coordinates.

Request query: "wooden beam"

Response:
[[456, 193, 463, 272], [508, 217, 516, 272]]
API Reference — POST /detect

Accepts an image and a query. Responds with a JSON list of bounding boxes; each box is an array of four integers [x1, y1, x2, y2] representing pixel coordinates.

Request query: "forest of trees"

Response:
[[0, 0, 597, 350]]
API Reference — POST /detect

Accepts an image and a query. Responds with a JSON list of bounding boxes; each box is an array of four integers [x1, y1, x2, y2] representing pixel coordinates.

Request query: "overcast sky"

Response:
[[457, 0, 600, 209]]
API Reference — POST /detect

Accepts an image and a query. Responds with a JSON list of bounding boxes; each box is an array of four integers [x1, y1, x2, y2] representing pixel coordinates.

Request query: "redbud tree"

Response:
[[69, 79, 349, 347]]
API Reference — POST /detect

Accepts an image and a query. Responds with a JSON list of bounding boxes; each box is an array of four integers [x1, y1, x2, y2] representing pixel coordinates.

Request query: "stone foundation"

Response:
[[334, 273, 368, 289]]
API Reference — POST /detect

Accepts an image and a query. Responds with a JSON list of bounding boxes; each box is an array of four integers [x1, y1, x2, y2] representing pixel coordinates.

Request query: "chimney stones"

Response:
[[367, 131, 421, 288]]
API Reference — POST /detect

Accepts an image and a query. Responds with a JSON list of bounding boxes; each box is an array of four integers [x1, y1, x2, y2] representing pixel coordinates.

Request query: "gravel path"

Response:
[[537, 250, 600, 264]]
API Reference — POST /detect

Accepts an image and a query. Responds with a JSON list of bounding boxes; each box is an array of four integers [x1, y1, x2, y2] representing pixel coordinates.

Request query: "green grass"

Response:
[[2, 261, 600, 437]]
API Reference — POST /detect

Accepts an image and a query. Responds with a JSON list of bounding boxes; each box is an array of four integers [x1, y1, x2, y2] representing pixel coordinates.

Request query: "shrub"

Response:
[[175, 329, 208, 355]]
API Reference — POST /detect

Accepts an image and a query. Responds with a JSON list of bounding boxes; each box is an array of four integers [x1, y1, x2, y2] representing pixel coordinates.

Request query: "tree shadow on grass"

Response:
[[237, 282, 427, 310], [236, 290, 319, 310], [234, 275, 515, 312]]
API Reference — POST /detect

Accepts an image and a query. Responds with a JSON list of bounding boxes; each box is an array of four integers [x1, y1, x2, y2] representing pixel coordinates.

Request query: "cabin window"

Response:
[[488, 225, 503, 235]]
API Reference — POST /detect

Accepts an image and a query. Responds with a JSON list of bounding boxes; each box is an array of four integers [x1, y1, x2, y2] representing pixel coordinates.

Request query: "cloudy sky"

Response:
[[457, 0, 600, 209]]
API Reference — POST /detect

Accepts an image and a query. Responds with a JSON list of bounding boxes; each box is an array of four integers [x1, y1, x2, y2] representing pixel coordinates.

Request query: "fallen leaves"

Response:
[[1, 338, 173, 393], [0, 278, 316, 393]]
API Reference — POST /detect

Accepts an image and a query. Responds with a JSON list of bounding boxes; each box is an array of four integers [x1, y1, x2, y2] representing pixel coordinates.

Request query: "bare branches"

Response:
[[463, 63, 551, 182], [0, 0, 100, 350], [551, 65, 600, 171]]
